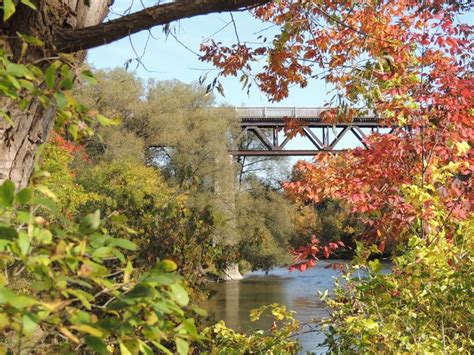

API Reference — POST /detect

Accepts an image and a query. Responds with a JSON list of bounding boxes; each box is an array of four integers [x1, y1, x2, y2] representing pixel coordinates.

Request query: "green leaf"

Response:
[[20, 0, 37, 10], [31, 196, 56, 211], [0, 313, 10, 329], [0, 286, 36, 308], [85, 336, 107, 355], [126, 284, 153, 299], [97, 317, 118, 330], [91, 246, 114, 260], [7, 63, 31, 78], [7, 74, 21, 89], [0, 180, 15, 207], [16, 210, 31, 223], [3, 0, 15, 21], [119, 342, 132, 355], [19, 79, 35, 92], [18, 232, 30, 256], [0, 226, 18, 241], [169, 283, 189, 307], [65, 277, 93, 289], [67, 124, 79, 141], [54, 92, 68, 109], [181, 318, 198, 337], [121, 340, 140, 354], [96, 114, 120, 126], [60, 77, 73, 90], [16, 188, 32, 204], [139, 341, 154, 355], [152, 341, 173, 355], [80, 70, 97, 85], [109, 238, 137, 251], [145, 274, 175, 286], [22, 313, 37, 335], [192, 305, 208, 317], [44, 65, 56, 89], [106, 300, 131, 310], [175, 337, 189, 355], [113, 249, 125, 263], [17, 32, 43, 46], [368, 259, 382, 273], [124, 261, 133, 283], [36, 229, 52, 244], [0, 287, 16, 305], [79, 210, 100, 234], [67, 289, 93, 310]]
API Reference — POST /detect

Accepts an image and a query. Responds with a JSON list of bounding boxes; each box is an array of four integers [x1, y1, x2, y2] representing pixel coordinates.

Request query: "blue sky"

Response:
[[87, 3, 330, 108]]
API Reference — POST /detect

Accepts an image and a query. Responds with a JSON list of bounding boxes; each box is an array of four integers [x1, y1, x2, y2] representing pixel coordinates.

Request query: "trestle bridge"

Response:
[[230, 107, 386, 156]]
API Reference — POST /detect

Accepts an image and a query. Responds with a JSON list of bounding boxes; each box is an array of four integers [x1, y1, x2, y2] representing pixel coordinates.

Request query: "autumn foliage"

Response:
[[202, 0, 473, 253]]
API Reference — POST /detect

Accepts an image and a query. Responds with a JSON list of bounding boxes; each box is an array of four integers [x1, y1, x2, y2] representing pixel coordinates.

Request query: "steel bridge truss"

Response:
[[229, 107, 387, 156]]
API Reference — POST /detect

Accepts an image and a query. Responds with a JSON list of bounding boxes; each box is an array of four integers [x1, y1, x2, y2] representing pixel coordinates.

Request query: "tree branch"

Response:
[[54, 0, 269, 53]]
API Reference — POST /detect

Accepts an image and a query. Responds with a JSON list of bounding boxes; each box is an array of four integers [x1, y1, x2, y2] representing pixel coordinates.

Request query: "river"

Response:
[[204, 260, 352, 354]]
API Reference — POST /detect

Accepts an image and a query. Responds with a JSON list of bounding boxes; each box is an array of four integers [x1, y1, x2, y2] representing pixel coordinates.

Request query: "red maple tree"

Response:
[[202, 0, 473, 270]]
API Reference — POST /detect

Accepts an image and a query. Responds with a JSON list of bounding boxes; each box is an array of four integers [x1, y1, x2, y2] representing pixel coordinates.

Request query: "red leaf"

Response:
[[323, 246, 330, 259], [378, 241, 386, 253]]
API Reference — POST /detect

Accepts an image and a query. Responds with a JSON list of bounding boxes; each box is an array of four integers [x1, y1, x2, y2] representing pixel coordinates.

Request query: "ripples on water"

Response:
[[204, 260, 352, 354]]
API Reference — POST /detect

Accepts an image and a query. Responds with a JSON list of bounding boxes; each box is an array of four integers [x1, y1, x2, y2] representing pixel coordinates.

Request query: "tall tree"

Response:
[[0, 0, 268, 187]]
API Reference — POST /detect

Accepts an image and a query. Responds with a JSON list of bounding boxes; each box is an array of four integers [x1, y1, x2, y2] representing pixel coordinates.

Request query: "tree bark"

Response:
[[54, 0, 269, 53], [0, 0, 111, 187], [0, 102, 56, 187]]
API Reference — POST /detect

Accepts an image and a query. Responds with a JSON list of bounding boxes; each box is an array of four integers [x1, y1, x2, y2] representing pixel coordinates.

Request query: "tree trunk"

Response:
[[0, 101, 56, 187], [0, 1, 111, 187]]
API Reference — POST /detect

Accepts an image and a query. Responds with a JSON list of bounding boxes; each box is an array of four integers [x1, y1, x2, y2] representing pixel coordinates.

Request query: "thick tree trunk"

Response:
[[0, 101, 56, 187], [0, 1, 111, 187]]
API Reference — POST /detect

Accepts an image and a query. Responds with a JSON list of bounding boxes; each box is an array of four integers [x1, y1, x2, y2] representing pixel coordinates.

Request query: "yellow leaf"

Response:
[[455, 141, 470, 156], [70, 324, 103, 337], [59, 327, 80, 344]]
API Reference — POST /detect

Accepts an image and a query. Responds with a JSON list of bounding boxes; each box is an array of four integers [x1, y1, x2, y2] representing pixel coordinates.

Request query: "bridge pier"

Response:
[[214, 154, 243, 280]]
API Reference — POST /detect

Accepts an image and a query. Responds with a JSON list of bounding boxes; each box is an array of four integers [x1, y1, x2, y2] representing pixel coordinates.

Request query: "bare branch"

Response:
[[54, 0, 269, 53]]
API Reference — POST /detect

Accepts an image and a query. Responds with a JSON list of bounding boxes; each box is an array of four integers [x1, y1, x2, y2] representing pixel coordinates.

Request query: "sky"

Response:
[[87, 2, 330, 108]]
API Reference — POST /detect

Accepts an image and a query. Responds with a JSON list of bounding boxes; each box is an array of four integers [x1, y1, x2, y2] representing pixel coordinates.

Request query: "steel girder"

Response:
[[229, 107, 387, 156]]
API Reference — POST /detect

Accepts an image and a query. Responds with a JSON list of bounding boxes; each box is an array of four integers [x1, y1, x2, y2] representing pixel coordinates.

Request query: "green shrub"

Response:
[[0, 180, 204, 354], [323, 222, 474, 354], [39, 134, 99, 218], [76, 160, 227, 292]]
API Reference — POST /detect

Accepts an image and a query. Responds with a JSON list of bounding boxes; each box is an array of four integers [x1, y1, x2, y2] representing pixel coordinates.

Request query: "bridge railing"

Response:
[[235, 107, 378, 122], [236, 107, 324, 118]]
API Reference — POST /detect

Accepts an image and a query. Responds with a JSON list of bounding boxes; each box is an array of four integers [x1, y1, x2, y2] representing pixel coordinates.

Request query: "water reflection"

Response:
[[204, 261, 350, 354]]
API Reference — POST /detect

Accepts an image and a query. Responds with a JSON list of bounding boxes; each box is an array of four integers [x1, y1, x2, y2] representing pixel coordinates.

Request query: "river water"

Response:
[[204, 261, 352, 354]]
